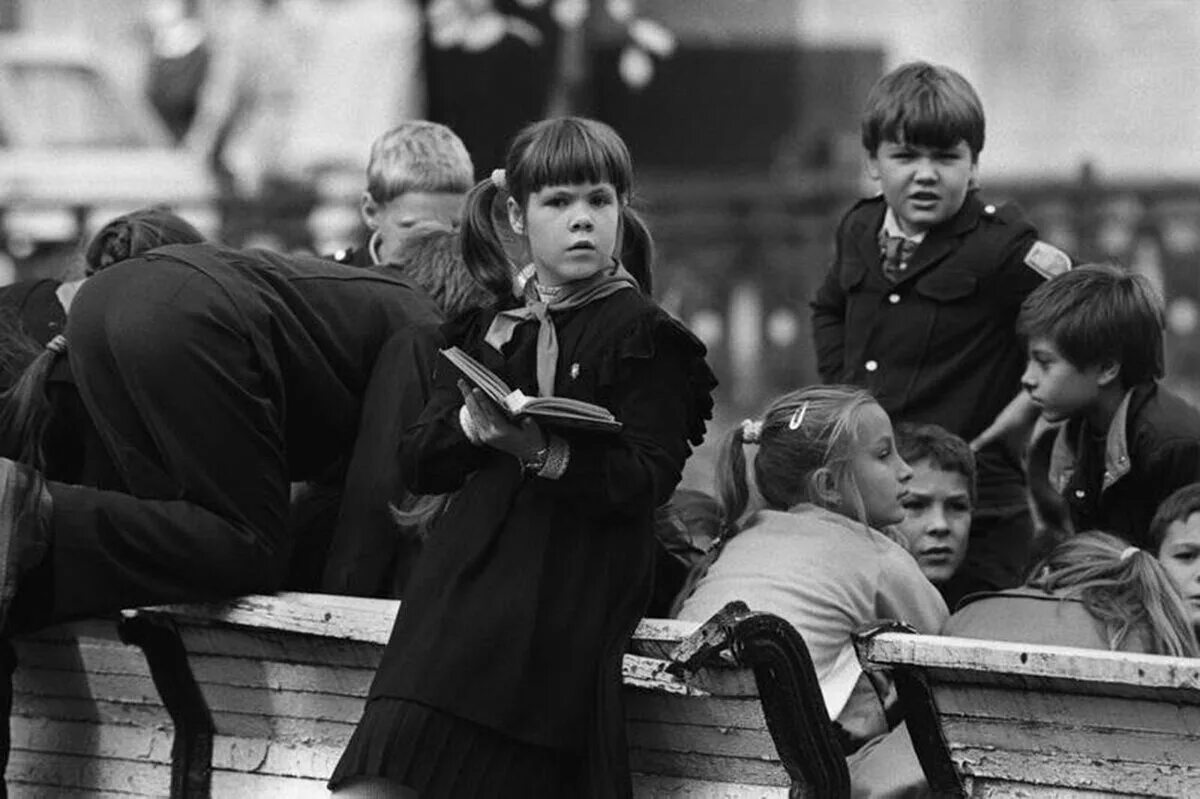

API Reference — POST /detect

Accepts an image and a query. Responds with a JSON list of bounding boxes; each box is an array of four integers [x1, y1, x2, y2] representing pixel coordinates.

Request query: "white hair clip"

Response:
[[491, 168, 507, 191], [741, 418, 763, 444], [1119, 546, 1140, 562], [788, 402, 809, 431]]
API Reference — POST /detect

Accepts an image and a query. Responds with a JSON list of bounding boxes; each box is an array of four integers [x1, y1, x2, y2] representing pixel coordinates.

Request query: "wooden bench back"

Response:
[[857, 631, 1200, 798], [9, 593, 834, 798]]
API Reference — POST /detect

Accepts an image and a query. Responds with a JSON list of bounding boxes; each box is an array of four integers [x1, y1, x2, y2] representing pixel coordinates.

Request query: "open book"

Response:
[[441, 346, 623, 433]]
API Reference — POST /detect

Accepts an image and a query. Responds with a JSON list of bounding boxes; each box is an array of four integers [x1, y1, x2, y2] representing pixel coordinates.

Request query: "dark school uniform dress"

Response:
[[1028, 381, 1200, 549], [331, 288, 717, 797], [22, 244, 442, 625], [811, 191, 1069, 603]]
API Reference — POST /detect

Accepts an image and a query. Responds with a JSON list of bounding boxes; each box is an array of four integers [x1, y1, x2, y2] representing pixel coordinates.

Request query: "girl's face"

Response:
[[840, 403, 913, 527], [1158, 512, 1200, 630], [508, 181, 621, 286]]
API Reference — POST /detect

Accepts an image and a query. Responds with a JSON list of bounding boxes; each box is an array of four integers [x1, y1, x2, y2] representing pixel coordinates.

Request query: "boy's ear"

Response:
[[506, 196, 525, 235], [360, 191, 380, 231], [1096, 359, 1122, 388], [865, 154, 881, 182]]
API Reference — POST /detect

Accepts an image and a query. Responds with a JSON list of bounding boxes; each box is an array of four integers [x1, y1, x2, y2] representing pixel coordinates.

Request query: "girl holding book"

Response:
[[330, 117, 716, 798]]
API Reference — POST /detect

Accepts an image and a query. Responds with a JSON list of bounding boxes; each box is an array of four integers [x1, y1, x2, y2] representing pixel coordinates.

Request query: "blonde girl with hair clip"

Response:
[[330, 116, 716, 799], [674, 385, 948, 745]]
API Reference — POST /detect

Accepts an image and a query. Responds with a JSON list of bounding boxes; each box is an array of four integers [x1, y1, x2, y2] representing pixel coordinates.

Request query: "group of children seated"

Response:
[[3, 53, 1199, 798]]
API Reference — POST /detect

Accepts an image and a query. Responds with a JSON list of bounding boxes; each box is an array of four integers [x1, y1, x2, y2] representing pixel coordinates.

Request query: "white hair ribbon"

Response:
[[741, 419, 763, 444], [1119, 546, 1140, 562], [491, 168, 507, 191]]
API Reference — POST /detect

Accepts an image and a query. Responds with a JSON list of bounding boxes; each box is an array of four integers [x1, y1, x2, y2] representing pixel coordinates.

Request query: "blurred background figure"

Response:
[[141, 0, 210, 143]]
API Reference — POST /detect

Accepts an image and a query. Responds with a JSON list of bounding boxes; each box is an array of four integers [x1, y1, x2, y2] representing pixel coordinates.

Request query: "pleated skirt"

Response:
[[329, 698, 581, 798]]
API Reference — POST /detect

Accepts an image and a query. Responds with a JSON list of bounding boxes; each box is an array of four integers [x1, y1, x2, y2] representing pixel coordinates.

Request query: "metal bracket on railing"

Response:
[[119, 612, 213, 799], [669, 601, 850, 799], [852, 623, 966, 798]]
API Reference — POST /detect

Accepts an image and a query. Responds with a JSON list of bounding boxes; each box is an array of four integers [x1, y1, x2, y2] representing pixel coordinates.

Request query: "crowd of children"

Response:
[[0, 55, 1196, 799]]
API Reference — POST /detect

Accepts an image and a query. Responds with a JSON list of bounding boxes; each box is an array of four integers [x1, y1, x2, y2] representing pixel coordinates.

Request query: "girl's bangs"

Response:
[[517, 121, 632, 197]]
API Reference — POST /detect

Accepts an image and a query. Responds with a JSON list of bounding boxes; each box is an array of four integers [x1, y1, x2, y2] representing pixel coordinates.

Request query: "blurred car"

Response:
[[0, 34, 219, 277]]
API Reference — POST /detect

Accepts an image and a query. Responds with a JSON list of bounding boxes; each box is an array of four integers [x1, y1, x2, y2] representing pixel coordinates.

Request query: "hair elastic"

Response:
[[491, 168, 507, 191], [1119, 546, 1140, 562], [45, 335, 67, 355], [741, 418, 763, 444], [788, 402, 809, 431]]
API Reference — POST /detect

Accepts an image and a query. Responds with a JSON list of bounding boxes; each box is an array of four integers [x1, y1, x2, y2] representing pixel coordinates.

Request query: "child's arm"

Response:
[[875, 548, 950, 633], [969, 390, 1040, 452], [533, 319, 713, 513], [810, 219, 853, 384]]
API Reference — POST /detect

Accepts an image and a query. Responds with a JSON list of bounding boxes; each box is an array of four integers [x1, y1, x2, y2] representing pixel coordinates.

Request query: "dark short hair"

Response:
[[894, 422, 976, 503], [1149, 483, 1200, 552], [1017, 263, 1164, 386], [85, 207, 206, 275], [861, 61, 985, 157]]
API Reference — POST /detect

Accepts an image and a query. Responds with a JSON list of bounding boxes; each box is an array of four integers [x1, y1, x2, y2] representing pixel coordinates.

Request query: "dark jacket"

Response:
[[1028, 382, 1200, 548], [811, 191, 1043, 444], [367, 288, 716, 797]]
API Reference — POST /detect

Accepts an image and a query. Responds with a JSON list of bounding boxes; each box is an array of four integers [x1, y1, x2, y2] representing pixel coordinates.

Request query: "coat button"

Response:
[[984, 204, 996, 215], [865, 360, 878, 372], [1074, 489, 1085, 499], [888, 293, 900, 304]]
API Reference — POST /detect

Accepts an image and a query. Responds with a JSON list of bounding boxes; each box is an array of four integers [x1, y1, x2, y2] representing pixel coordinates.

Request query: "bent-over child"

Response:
[[810, 61, 1072, 606], [673, 385, 947, 745], [329, 117, 717, 798], [1022, 263, 1200, 548]]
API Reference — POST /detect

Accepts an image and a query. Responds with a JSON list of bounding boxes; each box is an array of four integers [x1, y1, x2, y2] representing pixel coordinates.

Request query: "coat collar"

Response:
[[1047, 389, 1134, 494], [851, 191, 986, 285]]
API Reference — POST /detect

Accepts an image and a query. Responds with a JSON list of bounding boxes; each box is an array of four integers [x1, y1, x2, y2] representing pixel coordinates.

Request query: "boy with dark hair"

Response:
[[893, 422, 975, 597], [811, 61, 1071, 605], [1022, 263, 1200, 549], [331, 121, 474, 267]]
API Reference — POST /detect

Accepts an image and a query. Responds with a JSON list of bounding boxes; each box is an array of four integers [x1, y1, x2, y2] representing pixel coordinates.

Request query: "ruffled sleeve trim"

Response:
[[597, 305, 718, 447]]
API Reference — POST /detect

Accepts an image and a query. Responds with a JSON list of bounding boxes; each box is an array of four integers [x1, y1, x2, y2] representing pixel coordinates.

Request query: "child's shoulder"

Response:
[[1128, 382, 1200, 449]]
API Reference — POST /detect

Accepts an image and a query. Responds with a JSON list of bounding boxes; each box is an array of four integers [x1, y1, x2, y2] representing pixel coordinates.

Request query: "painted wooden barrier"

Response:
[[8, 594, 847, 798], [855, 630, 1200, 798]]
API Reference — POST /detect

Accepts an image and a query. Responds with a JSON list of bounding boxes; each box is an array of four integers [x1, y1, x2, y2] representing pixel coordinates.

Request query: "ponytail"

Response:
[[619, 206, 655, 295], [460, 178, 515, 299], [714, 423, 752, 537], [1029, 531, 1200, 657], [0, 335, 67, 475]]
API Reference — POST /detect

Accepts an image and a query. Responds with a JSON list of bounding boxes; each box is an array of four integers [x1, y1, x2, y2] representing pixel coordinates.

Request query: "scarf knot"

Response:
[[484, 263, 639, 396]]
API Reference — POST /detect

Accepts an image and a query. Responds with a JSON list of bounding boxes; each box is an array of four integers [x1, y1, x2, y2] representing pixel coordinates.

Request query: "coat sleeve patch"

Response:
[[1024, 240, 1072, 280]]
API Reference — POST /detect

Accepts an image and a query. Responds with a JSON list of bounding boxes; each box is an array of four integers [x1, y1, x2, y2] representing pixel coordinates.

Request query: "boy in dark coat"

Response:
[[811, 61, 1071, 605], [1021, 263, 1200, 549]]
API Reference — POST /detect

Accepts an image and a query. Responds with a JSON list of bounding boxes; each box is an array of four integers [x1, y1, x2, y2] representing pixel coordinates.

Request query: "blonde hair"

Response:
[[715, 385, 878, 534], [1028, 530, 1200, 657], [365, 121, 475, 203]]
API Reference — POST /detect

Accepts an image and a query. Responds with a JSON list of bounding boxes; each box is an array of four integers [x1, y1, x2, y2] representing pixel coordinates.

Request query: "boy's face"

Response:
[[867, 139, 978, 236], [361, 191, 465, 264], [1020, 337, 1109, 423], [894, 458, 971, 585], [1157, 512, 1200, 631]]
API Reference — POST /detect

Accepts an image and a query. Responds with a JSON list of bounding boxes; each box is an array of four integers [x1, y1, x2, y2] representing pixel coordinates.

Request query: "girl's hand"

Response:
[[458, 380, 547, 461]]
